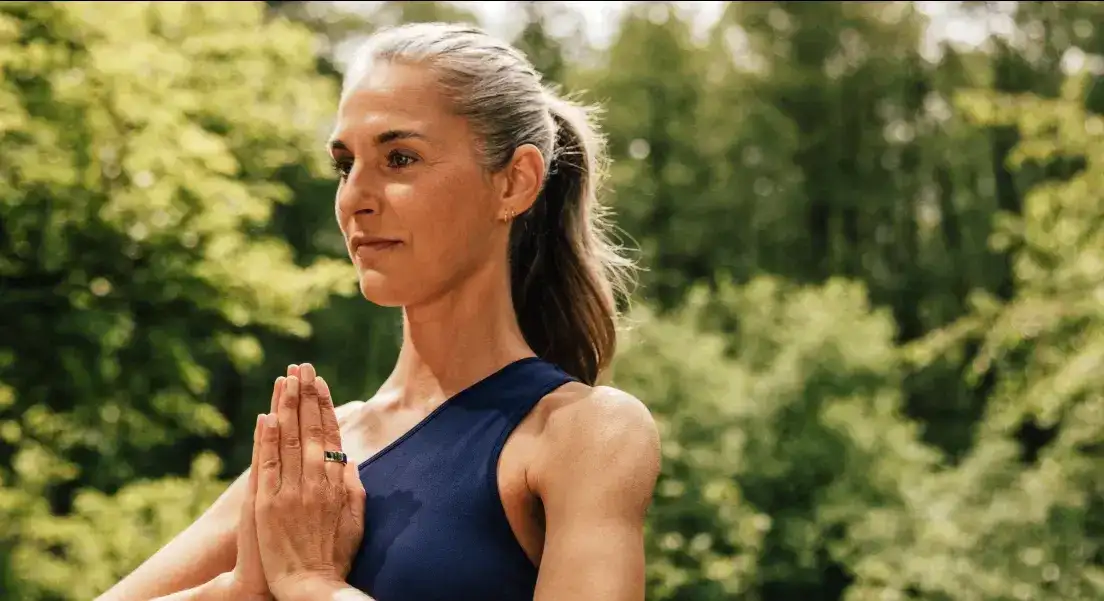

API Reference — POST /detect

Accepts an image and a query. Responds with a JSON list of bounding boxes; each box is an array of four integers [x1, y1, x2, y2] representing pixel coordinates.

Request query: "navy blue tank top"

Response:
[[345, 357, 575, 601]]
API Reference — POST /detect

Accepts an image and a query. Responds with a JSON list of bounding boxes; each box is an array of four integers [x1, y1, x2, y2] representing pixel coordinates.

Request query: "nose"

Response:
[[335, 167, 381, 222]]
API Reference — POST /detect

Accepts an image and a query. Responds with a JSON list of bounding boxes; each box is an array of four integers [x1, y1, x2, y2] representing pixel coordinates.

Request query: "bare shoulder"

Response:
[[532, 383, 661, 508], [335, 399, 366, 421], [537, 384, 659, 450], [335, 399, 367, 430]]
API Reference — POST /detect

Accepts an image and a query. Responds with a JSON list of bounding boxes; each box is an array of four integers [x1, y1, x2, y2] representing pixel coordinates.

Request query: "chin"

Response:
[[358, 272, 408, 308]]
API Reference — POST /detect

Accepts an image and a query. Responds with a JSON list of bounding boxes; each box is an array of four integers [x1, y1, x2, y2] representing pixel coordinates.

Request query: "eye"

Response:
[[331, 157, 353, 180], [387, 150, 418, 169]]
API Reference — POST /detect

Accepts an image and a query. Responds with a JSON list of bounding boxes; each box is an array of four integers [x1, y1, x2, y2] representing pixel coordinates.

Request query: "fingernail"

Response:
[[264, 413, 278, 428], [256, 414, 264, 427], [316, 377, 329, 396], [301, 363, 315, 382], [287, 364, 296, 376], [287, 375, 299, 394]]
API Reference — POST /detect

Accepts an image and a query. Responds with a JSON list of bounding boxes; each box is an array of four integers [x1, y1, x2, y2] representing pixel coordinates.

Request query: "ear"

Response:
[[495, 143, 545, 221]]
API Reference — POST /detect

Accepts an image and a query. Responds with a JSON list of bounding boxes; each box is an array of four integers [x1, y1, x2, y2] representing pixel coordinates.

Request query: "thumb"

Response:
[[241, 414, 263, 535], [343, 459, 366, 526]]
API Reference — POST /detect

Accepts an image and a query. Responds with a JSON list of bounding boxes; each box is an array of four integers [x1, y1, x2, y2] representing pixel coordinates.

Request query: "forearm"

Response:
[[95, 472, 247, 601], [276, 577, 376, 601], [151, 572, 240, 601]]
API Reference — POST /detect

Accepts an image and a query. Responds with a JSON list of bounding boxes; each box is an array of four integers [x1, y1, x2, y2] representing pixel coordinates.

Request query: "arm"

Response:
[[95, 472, 249, 601], [96, 400, 365, 601], [150, 572, 238, 601], [531, 387, 661, 601], [276, 578, 377, 601]]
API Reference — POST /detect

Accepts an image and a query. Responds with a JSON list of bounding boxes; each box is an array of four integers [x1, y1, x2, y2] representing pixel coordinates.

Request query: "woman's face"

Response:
[[329, 61, 515, 308]]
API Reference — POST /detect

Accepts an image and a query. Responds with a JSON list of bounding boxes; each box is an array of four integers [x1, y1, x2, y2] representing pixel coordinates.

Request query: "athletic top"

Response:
[[345, 357, 576, 601]]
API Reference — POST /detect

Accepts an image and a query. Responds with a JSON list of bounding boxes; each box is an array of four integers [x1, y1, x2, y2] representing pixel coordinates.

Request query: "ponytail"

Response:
[[508, 94, 634, 385]]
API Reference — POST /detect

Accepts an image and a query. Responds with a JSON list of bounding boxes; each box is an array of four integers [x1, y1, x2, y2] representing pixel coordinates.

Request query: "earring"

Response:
[[502, 207, 516, 222]]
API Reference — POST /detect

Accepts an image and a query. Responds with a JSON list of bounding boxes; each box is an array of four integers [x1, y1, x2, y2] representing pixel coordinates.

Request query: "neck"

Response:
[[380, 260, 534, 408]]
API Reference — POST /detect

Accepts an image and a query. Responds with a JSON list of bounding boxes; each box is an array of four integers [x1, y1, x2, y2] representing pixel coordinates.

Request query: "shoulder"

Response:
[[335, 399, 366, 426], [537, 384, 659, 455], [531, 384, 661, 508]]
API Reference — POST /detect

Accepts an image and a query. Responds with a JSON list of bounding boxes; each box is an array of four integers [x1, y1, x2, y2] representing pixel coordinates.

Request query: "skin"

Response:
[[253, 368, 366, 600], [96, 61, 661, 601]]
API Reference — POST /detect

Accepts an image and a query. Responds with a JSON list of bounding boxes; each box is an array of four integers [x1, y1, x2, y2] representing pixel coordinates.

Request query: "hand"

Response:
[[255, 363, 366, 599], [228, 414, 273, 600], [229, 367, 302, 600]]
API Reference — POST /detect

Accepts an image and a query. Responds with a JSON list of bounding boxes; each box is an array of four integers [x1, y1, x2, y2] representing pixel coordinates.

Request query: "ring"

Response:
[[323, 450, 348, 465]]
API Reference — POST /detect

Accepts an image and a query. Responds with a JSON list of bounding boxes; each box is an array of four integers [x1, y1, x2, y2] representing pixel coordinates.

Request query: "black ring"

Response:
[[323, 450, 348, 465]]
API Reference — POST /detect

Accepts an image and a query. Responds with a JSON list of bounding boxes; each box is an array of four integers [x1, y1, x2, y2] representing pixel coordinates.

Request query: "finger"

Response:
[[248, 413, 263, 492], [298, 363, 326, 483], [241, 414, 263, 538], [258, 413, 281, 498], [317, 376, 345, 484], [274, 364, 296, 414], [342, 455, 366, 527], [268, 376, 286, 416], [279, 376, 303, 488]]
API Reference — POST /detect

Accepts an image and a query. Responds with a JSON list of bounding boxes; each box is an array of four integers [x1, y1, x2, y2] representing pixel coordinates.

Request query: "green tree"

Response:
[[614, 277, 935, 601], [510, 2, 584, 86], [861, 70, 1104, 601], [366, 1, 479, 28], [581, 3, 714, 307], [0, 2, 350, 597]]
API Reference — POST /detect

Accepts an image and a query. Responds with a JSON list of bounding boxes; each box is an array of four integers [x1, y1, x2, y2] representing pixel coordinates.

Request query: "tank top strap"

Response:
[[488, 357, 577, 455], [498, 357, 577, 416]]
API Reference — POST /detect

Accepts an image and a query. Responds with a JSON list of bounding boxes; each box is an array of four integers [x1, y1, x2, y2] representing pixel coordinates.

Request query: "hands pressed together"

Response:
[[229, 364, 366, 601]]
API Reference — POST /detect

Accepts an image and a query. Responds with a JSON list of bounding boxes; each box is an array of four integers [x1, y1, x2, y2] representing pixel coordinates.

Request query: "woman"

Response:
[[98, 21, 660, 601]]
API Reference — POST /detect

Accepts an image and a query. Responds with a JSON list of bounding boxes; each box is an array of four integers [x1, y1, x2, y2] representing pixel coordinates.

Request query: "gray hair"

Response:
[[344, 22, 635, 385]]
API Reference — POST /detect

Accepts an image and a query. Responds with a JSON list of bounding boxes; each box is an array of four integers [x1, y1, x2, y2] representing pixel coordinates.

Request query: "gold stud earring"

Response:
[[502, 207, 516, 222]]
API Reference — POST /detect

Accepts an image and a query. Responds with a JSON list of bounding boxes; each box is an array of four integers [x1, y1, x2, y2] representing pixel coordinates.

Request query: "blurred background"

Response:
[[1, 1, 1103, 599]]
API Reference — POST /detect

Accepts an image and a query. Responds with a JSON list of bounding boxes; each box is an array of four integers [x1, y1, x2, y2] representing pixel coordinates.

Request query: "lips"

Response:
[[357, 240, 400, 251], [350, 234, 402, 261]]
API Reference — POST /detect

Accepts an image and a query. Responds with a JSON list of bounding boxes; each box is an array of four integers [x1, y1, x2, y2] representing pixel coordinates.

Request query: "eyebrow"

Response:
[[328, 129, 426, 153]]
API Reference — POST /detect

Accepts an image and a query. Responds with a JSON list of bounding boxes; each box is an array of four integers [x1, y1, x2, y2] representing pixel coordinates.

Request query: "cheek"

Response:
[[387, 178, 491, 256], [334, 184, 356, 239], [333, 194, 343, 232]]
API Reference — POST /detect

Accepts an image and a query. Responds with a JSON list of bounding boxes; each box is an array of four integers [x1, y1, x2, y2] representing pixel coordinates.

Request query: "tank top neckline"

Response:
[[355, 355, 544, 471]]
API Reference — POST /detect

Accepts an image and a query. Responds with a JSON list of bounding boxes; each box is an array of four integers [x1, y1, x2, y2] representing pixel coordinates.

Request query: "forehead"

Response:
[[332, 61, 456, 143]]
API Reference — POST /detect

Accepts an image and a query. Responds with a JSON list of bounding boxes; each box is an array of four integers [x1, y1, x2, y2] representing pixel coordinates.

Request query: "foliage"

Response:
[[614, 277, 935, 600], [11, 454, 226, 600], [852, 73, 1104, 601], [0, 3, 350, 597]]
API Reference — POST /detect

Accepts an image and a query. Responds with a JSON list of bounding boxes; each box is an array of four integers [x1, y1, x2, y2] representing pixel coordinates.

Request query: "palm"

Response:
[[233, 487, 269, 597], [230, 404, 279, 600], [336, 474, 366, 572]]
